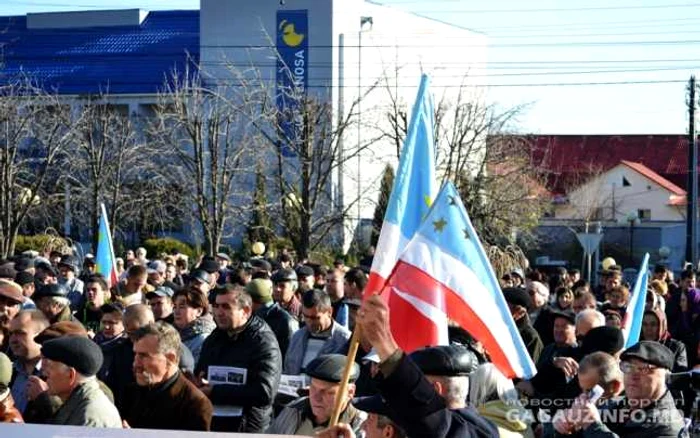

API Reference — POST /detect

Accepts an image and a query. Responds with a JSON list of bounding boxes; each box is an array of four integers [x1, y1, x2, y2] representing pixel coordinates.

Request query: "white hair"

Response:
[[576, 309, 606, 327], [529, 281, 549, 300], [437, 375, 470, 409], [469, 363, 519, 407], [50, 296, 71, 309]]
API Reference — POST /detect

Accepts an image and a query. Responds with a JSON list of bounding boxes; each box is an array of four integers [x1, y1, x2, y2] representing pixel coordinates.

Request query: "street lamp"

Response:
[[626, 211, 640, 264]]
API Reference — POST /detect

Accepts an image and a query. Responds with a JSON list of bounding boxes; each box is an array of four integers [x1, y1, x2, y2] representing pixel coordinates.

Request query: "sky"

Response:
[[2, 0, 698, 134]]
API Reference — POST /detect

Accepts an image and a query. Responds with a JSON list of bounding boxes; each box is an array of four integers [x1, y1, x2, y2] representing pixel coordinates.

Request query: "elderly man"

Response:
[[537, 311, 578, 370], [273, 268, 302, 322], [0, 280, 24, 341], [358, 295, 498, 438], [267, 354, 365, 435], [33, 284, 76, 324], [284, 289, 351, 375], [247, 278, 298, 361], [194, 284, 282, 433], [355, 395, 407, 438], [9, 310, 49, 413], [575, 309, 606, 340], [556, 341, 685, 437], [146, 286, 175, 324], [41, 336, 121, 427], [122, 322, 212, 431]]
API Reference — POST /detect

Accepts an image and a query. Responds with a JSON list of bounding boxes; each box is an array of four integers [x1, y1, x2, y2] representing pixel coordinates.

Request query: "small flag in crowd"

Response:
[[385, 182, 537, 378], [95, 203, 118, 287], [623, 252, 650, 348], [367, 73, 438, 295]]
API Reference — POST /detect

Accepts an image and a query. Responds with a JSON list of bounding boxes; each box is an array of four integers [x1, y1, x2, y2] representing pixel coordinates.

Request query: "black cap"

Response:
[[304, 354, 359, 383], [353, 395, 391, 416], [250, 259, 272, 272], [621, 341, 674, 370], [296, 265, 314, 278], [502, 287, 532, 311], [58, 255, 79, 272], [146, 286, 174, 300], [272, 268, 297, 283], [14, 257, 35, 272], [198, 258, 219, 274], [579, 326, 625, 357], [409, 345, 478, 377], [551, 310, 576, 325], [34, 283, 69, 299], [41, 335, 103, 376], [14, 272, 35, 287], [0, 264, 16, 280], [189, 269, 210, 285]]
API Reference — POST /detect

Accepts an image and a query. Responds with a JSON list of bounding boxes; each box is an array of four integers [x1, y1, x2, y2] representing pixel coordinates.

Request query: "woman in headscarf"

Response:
[[641, 308, 688, 372]]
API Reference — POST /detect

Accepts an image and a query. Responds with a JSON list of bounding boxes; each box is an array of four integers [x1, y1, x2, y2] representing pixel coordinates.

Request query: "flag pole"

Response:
[[329, 325, 362, 426]]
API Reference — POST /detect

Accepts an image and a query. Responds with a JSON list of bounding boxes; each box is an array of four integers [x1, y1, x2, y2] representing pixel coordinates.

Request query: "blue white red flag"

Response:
[[385, 182, 537, 378], [366, 74, 437, 294], [95, 203, 118, 287], [622, 253, 649, 348]]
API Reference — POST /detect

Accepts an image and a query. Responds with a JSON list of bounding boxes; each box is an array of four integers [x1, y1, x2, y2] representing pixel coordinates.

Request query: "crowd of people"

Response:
[[0, 246, 695, 437]]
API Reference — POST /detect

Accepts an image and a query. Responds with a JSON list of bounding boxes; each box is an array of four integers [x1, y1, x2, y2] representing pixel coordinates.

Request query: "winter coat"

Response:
[[51, 378, 121, 427], [195, 315, 282, 433], [284, 321, 351, 375], [255, 302, 298, 360], [179, 314, 216, 364], [122, 371, 213, 431], [266, 396, 366, 435]]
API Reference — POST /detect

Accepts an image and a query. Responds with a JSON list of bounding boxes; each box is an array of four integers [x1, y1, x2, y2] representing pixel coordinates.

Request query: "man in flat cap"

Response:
[[247, 278, 298, 361], [355, 395, 406, 438], [295, 265, 316, 293], [215, 253, 231, 285], [122, 322, 212, 431], [33, 283, 78, 324], [267, 354, 366, 435], [503, 286, 543, 363], [357, 295, 498, 438], [41, 335, 121, 427], [0, 280, 25, 344], [272, 268, 303, 322], [146, 285, 175, 325], [556, 341, 685, 438]]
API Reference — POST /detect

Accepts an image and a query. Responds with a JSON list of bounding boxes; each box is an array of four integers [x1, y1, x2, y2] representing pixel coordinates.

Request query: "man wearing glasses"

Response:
[[555, 341, 685, 437]]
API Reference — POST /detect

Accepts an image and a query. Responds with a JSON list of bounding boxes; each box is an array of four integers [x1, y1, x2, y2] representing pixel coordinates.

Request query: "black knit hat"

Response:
[[579, 326, 624, 357], [41, 335, 103, 376]]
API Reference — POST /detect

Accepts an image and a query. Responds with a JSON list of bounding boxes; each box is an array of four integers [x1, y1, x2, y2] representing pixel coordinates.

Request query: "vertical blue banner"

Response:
[[276, 9, 309, 157]]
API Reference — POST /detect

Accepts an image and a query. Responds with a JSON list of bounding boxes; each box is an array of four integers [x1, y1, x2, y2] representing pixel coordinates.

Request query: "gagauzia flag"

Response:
[[623, 253, 650, 348], [384, 182, 537, 378], [367, 74, 437, 294], [95, 203, 118, 287]]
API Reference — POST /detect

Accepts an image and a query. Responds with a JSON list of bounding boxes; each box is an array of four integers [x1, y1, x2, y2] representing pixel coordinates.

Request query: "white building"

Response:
[[0, 1, 487, 251]]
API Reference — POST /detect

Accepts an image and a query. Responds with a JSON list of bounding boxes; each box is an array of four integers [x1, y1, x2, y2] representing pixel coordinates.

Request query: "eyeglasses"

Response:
[[620, 362, 658, 375]]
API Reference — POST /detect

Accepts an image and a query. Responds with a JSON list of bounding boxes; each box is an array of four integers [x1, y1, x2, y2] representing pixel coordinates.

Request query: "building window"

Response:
[[622, 176, 631, 187], [592, 207, 607, 220], [638, 209, 651, 221]]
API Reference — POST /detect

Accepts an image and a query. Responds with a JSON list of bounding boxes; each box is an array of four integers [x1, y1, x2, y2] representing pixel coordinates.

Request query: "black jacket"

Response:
[[376, 353, 499, 438], [517, 314, 544, 364], [255, 303, 298, 361], [195, 315, 282, 433]]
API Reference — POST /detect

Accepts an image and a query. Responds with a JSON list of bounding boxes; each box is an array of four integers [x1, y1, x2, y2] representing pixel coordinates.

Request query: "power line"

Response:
[[400, 2, 700, 13]]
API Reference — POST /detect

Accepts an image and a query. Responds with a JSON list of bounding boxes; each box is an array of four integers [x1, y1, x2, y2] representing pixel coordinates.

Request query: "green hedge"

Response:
[[14, 234, 70, 255], [142, 237, 196, 260]]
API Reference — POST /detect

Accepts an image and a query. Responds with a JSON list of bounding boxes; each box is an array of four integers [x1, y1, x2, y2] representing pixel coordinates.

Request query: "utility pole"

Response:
[[686, 75, 698, 267]]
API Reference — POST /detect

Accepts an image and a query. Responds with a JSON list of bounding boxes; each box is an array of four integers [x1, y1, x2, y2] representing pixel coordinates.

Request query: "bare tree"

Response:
[[0, 78, 74, 257], [151, 67, 258, 256], [64, 100, 181, 251], [381, 76, 549, 247]]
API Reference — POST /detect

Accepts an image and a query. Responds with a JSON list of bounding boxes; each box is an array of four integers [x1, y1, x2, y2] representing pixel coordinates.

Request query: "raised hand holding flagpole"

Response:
[[329, 74, 437, 426]]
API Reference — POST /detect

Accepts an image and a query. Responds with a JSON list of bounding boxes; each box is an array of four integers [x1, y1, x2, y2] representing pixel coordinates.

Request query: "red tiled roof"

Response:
[[619, 160, 686, 196], [517, 134, 696, 194]]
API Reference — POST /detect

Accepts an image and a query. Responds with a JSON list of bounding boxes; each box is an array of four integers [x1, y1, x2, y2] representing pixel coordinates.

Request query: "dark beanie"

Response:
[[579, 326, 625, 357], [41, 335, 103, 377]]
